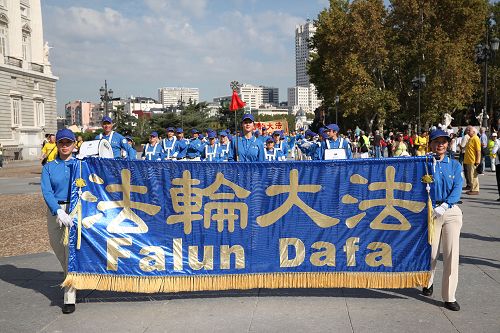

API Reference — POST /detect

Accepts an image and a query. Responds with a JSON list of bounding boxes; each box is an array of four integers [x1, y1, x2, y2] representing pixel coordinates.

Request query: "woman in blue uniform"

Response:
[[228, 114, 265, 162], [422, 129, 463, 311], [41, 129, 77, 314]]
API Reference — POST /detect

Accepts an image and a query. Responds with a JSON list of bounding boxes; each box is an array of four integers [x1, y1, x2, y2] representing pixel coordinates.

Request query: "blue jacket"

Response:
[[95, 131, 135, 159], [229, 136, 265, 162], [41, 157, 75, 216]]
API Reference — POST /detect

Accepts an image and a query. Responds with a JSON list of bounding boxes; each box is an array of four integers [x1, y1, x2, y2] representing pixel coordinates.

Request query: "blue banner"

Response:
[[64, 157, 431, 292]]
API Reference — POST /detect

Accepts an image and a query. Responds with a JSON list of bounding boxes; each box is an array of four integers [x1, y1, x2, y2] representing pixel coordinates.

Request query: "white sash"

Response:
[[144, 143, 159, 160], [325, 138, 346, 160], [265, 149, 277, 161], [162, 137, 177, 159], [205, 143, 219, 161]]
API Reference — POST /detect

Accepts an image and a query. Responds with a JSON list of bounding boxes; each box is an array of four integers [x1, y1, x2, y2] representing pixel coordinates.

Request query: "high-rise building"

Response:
[[262, 86, 279, 106], [238, 84, 263, 111], [288, 19, 322, 115], [158, 87, 199, 108], [0, 0, 58, 160]]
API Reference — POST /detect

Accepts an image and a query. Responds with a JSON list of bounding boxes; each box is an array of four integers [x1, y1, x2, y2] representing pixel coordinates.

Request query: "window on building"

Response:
[[20, 5, 29, 18], [34, 80, 39, 90], [11, 97, 21, 127], [11, 76, 17, 87], [34, 100, 45, 127], [0, 22, 8, 57], [22, 32, 31, 61]]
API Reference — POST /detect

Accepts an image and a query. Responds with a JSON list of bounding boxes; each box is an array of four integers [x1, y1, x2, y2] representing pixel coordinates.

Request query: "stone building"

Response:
[[0, 0, 58, 160]]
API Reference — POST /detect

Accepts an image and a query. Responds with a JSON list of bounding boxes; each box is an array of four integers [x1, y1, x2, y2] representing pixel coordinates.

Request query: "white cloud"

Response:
[[42, 3, 308, 111]]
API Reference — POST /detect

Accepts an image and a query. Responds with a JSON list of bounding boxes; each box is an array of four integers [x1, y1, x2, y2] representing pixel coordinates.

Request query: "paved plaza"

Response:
[[0, 165, 499, 333]]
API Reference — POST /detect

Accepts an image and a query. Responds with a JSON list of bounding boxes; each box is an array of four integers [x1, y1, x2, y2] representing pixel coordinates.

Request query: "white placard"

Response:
[[325, 148, 347, 160]]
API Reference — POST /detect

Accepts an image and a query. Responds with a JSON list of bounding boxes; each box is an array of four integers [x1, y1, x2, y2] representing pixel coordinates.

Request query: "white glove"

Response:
[[56, 209, 74, 228], [432, 203, 448, 219]]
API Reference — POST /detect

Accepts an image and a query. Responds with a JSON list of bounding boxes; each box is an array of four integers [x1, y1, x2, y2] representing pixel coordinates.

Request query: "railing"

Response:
[[5, 56, 22, 68], [1, 147, 23, 161], [31, 63, 44, 73]]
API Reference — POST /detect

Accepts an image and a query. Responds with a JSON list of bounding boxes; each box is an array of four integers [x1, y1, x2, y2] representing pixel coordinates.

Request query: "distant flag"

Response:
[[229, 80, 245, 111]]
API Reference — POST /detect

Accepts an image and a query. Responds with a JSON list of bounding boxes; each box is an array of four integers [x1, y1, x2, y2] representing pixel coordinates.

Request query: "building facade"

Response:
[[288, 20, 322, 115], [124, 96, 163, 117], [158, 87, 199, 108], [64, 100, 97, 130], [0, 0, 58, 160]]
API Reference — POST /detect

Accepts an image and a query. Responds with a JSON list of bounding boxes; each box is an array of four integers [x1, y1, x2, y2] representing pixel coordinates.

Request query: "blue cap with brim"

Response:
[[266, 138, 274, 144], [176, 128, 183, 133], [101, 116, 113, 124], [207, 131, 216, 139], [56, 129, 76, 142], [167, 127, 175, 132], [429, 129, 451, 142], [242, 113, 254, 122], [191, 129, 200, 134], [150, 131, 158, 137], [219, 131, 227, 136], [326, 124, 340, 132]]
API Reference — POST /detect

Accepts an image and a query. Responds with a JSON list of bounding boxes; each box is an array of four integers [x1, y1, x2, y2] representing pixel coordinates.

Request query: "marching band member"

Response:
[[142, 132, 164, 161], [422, 129, 463, 312], [41, 129, 78, 314], [95, 116, 135, 159], [217, 131, 231, 162], [229, 114, 265, 162], [186, 129, 203, 160], [201, 131, 219, 161], [264, 137, 286, 161], [124, 136, 137, 159], [320, 123, 353, 160], [173, 128, 189, 160], [162, 127, 177, 160]]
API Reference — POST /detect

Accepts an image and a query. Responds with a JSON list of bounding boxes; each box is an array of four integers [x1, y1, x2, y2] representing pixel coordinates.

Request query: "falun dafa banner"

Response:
[[63, 157, 431, 293]]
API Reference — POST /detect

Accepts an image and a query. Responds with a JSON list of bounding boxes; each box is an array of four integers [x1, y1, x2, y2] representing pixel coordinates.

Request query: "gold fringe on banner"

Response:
[[62, 271, 430, 293]]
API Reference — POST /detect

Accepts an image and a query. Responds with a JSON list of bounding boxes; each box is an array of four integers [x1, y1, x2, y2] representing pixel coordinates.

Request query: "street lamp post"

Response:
[[99, 80, 113, 118], [411, 73, 426, 133], [334, 95, 340, 124], [475, 24, 499, 130]]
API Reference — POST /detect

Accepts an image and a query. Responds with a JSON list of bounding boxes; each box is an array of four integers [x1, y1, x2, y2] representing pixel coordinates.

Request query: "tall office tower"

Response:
[[289, 19, 322, 114]]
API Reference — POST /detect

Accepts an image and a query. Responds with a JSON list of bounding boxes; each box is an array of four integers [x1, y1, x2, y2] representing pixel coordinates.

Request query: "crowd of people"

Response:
[[39, 113, 500, 314]]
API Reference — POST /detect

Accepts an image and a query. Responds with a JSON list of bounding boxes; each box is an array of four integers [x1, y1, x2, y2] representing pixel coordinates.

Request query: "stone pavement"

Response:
[[0, 172, 499, 333]]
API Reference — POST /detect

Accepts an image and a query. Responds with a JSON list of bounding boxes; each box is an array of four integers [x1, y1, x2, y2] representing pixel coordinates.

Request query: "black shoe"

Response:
[[422, 285, 433, 296], [62, 304, 75, 314], [444, 301, 460, 311]]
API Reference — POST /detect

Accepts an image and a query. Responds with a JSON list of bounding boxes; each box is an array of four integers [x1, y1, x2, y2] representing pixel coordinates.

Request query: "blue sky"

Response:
[[41, 0, 331, 114]]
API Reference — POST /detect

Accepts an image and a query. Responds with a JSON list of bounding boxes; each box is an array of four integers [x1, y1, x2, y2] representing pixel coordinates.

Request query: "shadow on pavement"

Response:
[[0, 264, 441, 307], [460, 255, 500, 269], [461, 232, 500, 242]]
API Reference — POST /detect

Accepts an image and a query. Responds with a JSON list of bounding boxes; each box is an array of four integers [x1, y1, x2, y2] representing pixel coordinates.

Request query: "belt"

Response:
[[58, 201, 69, 204]]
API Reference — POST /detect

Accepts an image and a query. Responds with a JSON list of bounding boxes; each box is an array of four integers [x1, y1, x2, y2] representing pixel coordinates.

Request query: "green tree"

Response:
[[310, 0, 399, 131]]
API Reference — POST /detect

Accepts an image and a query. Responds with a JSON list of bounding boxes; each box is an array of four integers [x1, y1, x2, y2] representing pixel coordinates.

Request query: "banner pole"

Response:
[[235, 108, 239, 161]]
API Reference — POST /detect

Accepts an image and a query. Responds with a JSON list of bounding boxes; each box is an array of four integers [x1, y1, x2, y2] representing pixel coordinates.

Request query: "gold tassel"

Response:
[[61, 227, 69, 246], [62, 271, 431, 293], [427, 195, 434, 245], [76, 201, 82, 250]]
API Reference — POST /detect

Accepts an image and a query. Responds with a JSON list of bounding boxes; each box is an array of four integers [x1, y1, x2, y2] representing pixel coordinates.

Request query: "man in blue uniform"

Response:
[[228, 114, 265, 162], [422, 129, 463, 312], [95, 116, 135, 159], [162, 127, 177, 160], [320, 123, 352, 160], [142, 131, 164, 161]]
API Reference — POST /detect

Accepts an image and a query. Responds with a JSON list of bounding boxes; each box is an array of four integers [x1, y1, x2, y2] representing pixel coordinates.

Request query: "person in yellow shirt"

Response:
[[41, 133, 58, 165], [488, 133, 497, 172], [463, 126, 481, 195], [415, 131, 429, 156]]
